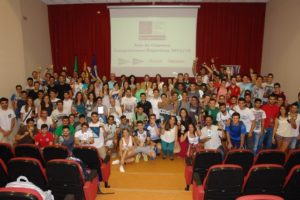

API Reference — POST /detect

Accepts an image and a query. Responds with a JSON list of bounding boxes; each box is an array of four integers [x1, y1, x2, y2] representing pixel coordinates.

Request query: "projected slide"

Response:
[[110, 7, 198, 77]]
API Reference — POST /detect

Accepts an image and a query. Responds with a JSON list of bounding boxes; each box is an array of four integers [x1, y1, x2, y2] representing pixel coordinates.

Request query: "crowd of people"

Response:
[[0, 58, 299, 173]]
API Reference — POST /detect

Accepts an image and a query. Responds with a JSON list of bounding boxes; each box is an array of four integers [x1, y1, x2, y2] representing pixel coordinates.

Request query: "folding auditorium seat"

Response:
[[73, 146, 111, 188], [254, 150, 286, 166], [243, 164, 285, 196], [185, 149, 223, 191], [192, 164, 243, 200], [46, 159, 98, 200], [0, 187, 43, 200], [236, 195, 284, 200], [223, 149, 254, 176], [43, 145, 70, 163], [7, 158, 48, 190], [0, 159, 9, 187], [284, 149, 300, 174], [0, 142, 15, 164], [283, 164, 300, 200], [14, 144, 45, 166]]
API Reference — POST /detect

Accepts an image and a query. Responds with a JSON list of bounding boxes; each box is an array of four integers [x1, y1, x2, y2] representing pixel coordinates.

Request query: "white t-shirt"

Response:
[[0, 108, 16, 131], [289, 114, 300, 137], [161, 126, 177, 143], [146, 123, 160, 141], [63, 99, 73, 115], [251, 108, 266, 133], [121, 96, 136, 120], [149, 97, 162, 119], [200, 125, 222, 149], [51, 109, 68, 126], [234, 106, 255, 132], [216, 110, 234, 130], [89, 121, 105, 148], [37, 117, 53, 130], [20, 106, 35, 125], [75, 129, 94, 145]]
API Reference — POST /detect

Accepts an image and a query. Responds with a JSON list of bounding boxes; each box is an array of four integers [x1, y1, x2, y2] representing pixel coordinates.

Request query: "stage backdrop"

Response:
[[48, 3, 266, 77]]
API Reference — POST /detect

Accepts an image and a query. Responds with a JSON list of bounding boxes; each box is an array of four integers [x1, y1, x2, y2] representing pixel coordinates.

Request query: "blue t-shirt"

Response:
[[225, 121, 246, 142]]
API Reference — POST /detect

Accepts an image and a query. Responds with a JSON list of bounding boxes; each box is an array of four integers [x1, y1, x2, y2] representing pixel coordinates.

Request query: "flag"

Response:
[[74, 55, 78, 73], [91, 54, 98, 77], [83, 61, 89, 78]]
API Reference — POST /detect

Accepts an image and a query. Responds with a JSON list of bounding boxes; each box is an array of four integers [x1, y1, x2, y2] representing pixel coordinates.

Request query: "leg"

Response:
[[252, 132, 260, 155], [264, 128, 273, 149], [289, 137, 297, 150], [161, 140, 168, 158], [168, 142, 175, 159]]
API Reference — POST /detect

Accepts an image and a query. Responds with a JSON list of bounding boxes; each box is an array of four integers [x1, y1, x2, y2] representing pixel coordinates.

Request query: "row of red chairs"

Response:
[[185, 149, 300, 191], [192, 163, 300, 200], [0, 157, 98, 200], [0, 143, 111, 188]]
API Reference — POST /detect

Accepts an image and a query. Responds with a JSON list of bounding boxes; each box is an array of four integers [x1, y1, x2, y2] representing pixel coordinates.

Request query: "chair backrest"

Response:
[[236, 195, 284, 200], [0, 159, 8, 187], [46, 159, 85, 200], [203, 164, 243, 200], [284, 149, 300, 174], [7, 158, 47, 190], [0, 187, 43, 200], [283, 164, 300, 200], [14, 144, 45, 166], [43, 145, 70, 163], [73, 146, 103, 181], [243, 164, 285, 196], [254, 150, 286, 165], [0, 143, 14, 164], [224, 149, 254, 176], [193, 150, 223, 182]]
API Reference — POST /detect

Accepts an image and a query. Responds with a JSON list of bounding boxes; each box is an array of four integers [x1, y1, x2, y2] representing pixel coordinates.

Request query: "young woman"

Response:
[[160, 116, 178, 160], [128, 75, 136, 90], [38, 94, 53, 117], [72, 92, 86, 115], [100, 82, 110, 108], [177, 108, 193, 158], [20, 97, 36, 126], [272, 105, 292, 151], [181, 123, 201, 157], [154, 74, 164, 92], [85, 92, 96, 120], [112, 128, 135, 173]]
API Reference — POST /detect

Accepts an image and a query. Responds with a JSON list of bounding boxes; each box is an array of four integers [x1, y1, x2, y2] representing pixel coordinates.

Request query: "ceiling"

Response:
[[42, 0, 269, 5]]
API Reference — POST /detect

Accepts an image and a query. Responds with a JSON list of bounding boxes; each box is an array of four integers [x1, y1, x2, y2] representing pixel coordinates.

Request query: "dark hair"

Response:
[[41, 124, 48, 129], [62, 125, 69, 130], [274, 82, 281, 87], [232, 112, 240, 118], [0, 97, 8, 103], [81, 122, 89, 127], [26, 118, 34, 124], [205, 115, 213, 120], [164, 116, 177, 131], [278, 105, 288, 118], [238, 97, 245, 102], [140, 93, 146, 97], [79, 114, 86, 119], [62, 116, 69, 120], [91, 112, 98, 116], [120, 115, 127, 120], [254, 98, 262, 103], [136, 120, 144, 125], [219, 103, 226, 107]]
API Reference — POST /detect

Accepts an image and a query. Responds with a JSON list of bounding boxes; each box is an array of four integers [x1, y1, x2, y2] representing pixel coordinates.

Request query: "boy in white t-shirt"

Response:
[[251, 98, 266, 155], [0, 97, 16, 144]]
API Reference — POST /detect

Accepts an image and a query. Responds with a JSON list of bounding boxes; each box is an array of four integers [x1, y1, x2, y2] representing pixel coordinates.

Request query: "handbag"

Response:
[[173, 141, 181, 153], [6, 176, 54, 200]]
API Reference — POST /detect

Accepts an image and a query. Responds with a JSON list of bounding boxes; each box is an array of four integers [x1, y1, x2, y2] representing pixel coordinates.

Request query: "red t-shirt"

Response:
[[227, 85, 241, 98], [262, 104, 280, 128], [35, 132, 54, 148]]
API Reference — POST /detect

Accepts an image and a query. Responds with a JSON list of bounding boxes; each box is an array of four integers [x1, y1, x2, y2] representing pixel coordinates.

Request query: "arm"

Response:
[[240, 134, 245, 148], [248, 120, 255, 137], [272, 118, 279, 143], [226, 131, 233, 149]]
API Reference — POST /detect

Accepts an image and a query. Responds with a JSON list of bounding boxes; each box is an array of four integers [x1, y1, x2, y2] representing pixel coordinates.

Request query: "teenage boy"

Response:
[[225, 112, 247, 149]]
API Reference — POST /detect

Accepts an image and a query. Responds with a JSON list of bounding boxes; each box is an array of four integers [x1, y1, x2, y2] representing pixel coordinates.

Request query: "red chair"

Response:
[[192, 164, 243, 200], [185, 149, 222, 191], [254, 150, 286, 166], [0, 159, 9, 187], [8, 157, 48, 190], [0, 187, 43, 200], [236, 195, 284, 200], [284, 149, 300, 174], [283, 164, 300, 200], [14, 144, 45, 166], [0, 142, 14, 164], [224, 149, 254, 176], [46, 159, 98, 200], [243, 164, 285, 196], [43, 145, 70, 163], [73, 146, 111, 188]]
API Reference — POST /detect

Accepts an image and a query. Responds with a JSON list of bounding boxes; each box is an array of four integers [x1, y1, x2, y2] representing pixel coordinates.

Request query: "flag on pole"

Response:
[[74, 55, 78, 73], [91, 54, 97, 77], [83, 61, 89, 78]]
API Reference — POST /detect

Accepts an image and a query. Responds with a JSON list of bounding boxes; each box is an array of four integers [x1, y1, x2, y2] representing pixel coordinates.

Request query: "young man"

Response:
[[54, 116, 75, 142], [233, 98, 255, 150], [35, 124, 54, 149], [63, 91, 73, 115], [58, 126, 75, 152], [89, 112, 106, 160], [145, 114, 161, 155], [56, 75, 71, 100], [251, 98, 266, 155], [121, 88, 136, 121], [227, 76, 241, 100], [216, 103, 234, 130], [149, 89, 161, 120], [0, 97, 16, 144], [205, 99, 219, 125], [225, 112, 247, 149], [15, 118, 38, 145], [133, 121, 156, 162], [132, 106, 148, 128], [75, 122, 94, 146], [37, 109, 54, 131], [28, 81, 41, 101], [103, 115, 118, 151], [51, 100, 68, 126], [137, 93, 152, 118], [262, 73, 274, 103], [261, 94, 279, 149], [288, 103, 300, 149]]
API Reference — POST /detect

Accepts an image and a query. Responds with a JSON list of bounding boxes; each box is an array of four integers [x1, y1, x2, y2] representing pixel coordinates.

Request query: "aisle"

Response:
[[97, 157, 192, 200]]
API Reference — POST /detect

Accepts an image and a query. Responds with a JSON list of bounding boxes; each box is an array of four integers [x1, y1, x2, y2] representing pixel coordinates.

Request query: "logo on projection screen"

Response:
[[139, 21, 166, 40]]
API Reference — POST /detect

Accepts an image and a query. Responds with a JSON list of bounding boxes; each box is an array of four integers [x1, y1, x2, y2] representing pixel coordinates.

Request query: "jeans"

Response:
[[161, 141, 174, 157], [252, 132, 263, 155], [261, 128, 273, 149], [245, 133, 253, 151], [289, 137, 298, 149]]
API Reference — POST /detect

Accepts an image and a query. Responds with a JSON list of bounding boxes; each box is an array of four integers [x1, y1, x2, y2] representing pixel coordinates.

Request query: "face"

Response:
[[180, 109, 187, 118], [267, 75, 273, 83], [62, 128, 70, 137], [41, 128, 48, 134], [64, 93, 70, 99], [153, 90, 159, 98], [108, 117, 114, 124], [150, 115, 156, 123], [280, 106, 286, 115], [205, 117, 213, 126], [277, 98, 284, 106], [41, 111, 48, 118], [34, 83, 40, 90], [255, 101, 262, 109], [269, 96, 276, 105], [238, 100, 246, 109], [220, 105, 226, 113], [57, 103, 63, 110], [169, 116, 176, 125], [141, 94, 146, 101], [137, 107, 143, 114], [62, 118, 69, 126], [188, 124, 195, 132], [137, 123, 144, 131], [290, 105, 298, 114], [69, 116, 75, 123], [91, 114, 99, 123], [27, 120, 34, 128], [0, 101, 8, 110], [123, 129, 129, 137], [232, 115, 240, 124], [81, 125, 88, 132]]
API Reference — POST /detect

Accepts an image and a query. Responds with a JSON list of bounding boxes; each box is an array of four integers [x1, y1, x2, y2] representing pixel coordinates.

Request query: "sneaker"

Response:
[[119, 165, 125, 173], [143, 153, 148, 162], [112, 159, 120, 165], [135, 153, 141, 163]]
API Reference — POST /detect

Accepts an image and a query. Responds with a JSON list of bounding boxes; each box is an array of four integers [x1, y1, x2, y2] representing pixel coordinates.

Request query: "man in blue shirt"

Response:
[[225, 112, 247, 149]]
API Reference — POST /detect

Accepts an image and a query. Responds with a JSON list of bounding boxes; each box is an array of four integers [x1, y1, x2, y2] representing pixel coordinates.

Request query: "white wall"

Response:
[[262, 0, 300, 102]]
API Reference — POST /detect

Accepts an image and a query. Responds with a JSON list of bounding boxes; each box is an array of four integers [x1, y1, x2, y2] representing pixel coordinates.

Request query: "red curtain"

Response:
[[48, 3, 265, 77]]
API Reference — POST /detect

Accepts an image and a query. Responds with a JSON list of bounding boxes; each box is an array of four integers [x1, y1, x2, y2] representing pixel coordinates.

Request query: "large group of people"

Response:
[[0, 58, 299, 173]]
